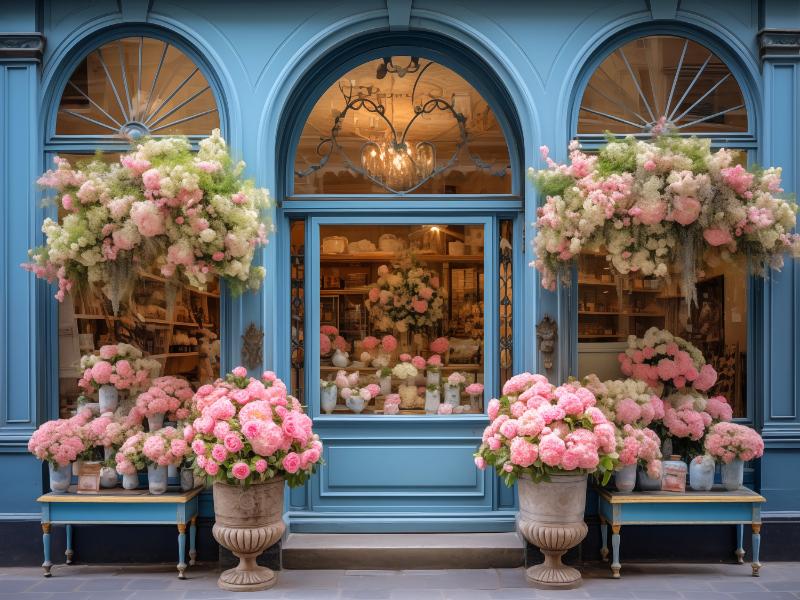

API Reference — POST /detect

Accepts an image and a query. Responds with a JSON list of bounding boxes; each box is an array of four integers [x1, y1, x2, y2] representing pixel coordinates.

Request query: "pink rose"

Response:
[[254, 458, 268, 473], [224, 433, 244, 453], [232, 366, 247, 378], [282, 452, 301, 474], [205, 461, 219, 476], [703, 227, 733, 247], [474, 456, 486, 470], [231, 461, 250, 480], [211, 444, 228, 462]]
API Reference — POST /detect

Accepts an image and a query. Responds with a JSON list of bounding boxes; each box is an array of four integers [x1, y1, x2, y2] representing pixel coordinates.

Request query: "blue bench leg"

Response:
[[177, 523, 187, 579], [736, 524, 745, 564], [611, 525, 621, 578], [752, 524, 761, 576], [600, 517, 609, 561], [189, 516, 197, 566], [42, 523, 52, 577], [65, 524, 74, 565]]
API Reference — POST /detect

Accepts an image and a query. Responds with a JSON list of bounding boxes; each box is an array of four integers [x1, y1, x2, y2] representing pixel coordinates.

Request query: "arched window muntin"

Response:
[[44, 25, 228, 152], [569, 25, 759, 152], [278, 35, 524, 200]]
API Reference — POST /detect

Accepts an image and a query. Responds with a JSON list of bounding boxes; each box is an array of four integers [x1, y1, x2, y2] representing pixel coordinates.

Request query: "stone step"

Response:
[[281, 532, 526, 570]]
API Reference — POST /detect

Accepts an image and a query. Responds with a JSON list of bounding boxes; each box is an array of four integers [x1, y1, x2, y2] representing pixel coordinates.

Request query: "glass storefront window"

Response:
[[317, 224, 486, 415], [576, 252, 748, 418], [294, 56, 511, 195]]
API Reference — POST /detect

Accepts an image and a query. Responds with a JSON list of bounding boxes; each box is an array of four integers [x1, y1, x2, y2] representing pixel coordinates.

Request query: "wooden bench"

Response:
[[597, 486, 766, 578], [38, 486, 202, 579]]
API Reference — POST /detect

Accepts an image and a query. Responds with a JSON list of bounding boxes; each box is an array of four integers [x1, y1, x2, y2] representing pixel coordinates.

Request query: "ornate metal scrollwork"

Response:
[[241, 323, 264, 371], [536, 315, 557, 372]]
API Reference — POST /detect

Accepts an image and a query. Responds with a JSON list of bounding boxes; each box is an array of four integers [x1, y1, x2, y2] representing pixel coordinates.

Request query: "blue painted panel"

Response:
[[616, 502, 756, 524], [46, 500, 195, 524], [322, 442, 483, 497], [0, 454, 42, 516]]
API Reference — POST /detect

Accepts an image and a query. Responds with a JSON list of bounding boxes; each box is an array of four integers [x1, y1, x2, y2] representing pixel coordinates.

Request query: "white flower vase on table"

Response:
[[49, 462, 71, 493], [98, 384, 119, 413], [147, 412, 165, 432], [443, 383, 461, 407], [689, 456, 715, 491], [122, 472, 139, 490], [379, 375, 392, 396], [332, 349, 349, 368], [614, 464, 637, 492], [147, 464, 168, 495], [721, 459, 744, 490], [345, 395, 366, 414], [99, 466, 118, 488], [320, 384, 338, 414], [424, 387, 441, 414]]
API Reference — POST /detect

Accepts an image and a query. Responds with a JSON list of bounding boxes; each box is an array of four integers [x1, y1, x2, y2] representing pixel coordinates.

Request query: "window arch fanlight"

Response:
[[293, 55, 513, 195], [53, 35, 220, 140], [577, 35, 749, 138]]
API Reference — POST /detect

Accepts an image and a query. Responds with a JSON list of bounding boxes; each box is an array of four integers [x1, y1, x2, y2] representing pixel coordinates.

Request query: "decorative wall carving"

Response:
[[241, 323, 264, 371]]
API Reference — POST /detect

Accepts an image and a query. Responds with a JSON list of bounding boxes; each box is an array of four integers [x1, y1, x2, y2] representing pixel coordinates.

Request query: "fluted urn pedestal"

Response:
[[212, 478, 285, 591], [517, 473, 588, 589]]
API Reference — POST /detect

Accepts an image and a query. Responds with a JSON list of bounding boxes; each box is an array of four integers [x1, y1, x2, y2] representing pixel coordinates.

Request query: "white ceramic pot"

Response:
[[690, 456, 716, 491], [379, 376, 393, 396], [332, 349, 350, 368], [180, 468, 194, 492], [444, 383, 461, 407], [320, 385, 338, 414], [721, 459, 744, 491], [122, 472, 139, 490], [517, 473, 588, 589], [99, 466, 118, 489], [615, 464, 637, 492], [49, 462, 71, 493], [147, 412, 165, 432], [424, 389, 441, 414], [147, 464, 168, 495], [345, 395, 366, 414], [98, 385, 119, 413], [426, 370, 441, 386]]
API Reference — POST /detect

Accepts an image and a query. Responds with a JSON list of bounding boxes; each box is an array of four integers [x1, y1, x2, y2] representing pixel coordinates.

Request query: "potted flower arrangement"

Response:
[[28, 411, 91, 492], [142, 426, 189, 494], [383, 393, 401, 415], [392, 359, 419, 409], [375, 367, 393, 396], [185, 367, 321, 591], [704, 422, 764, 490], [23, 130, 272, 312], [78, 343, 160, 413], [320, 379, 339, 414], [135, 375, 194, 431], [430, 337, 450, 365], [444, 372, 466, 407], [115, 431, 147, 490], [320, 325, 349, 367], [341, 384, 379, 414], [426, 354, 443, 385], [474, 373, 618, 589], [465, 382, 484, 412], [424, 383, 441, 414], [530, 137, 800, 304]]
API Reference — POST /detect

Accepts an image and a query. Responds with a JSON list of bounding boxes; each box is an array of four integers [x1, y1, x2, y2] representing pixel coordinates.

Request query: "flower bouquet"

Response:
[[704, 422, 764, 490], [28, 411, 91, 491], [365, 258, 446, 334], [659, 390, 733, 458], [78, 344, 161, 413], [320, 325, 348, 359], [142, 426, 190, 494], [135, 375, 194, 430], [114, 431, 147, 489], [530, 136, 800, 304], [23, 130, 272, 311], [341, 384, 379, 414]]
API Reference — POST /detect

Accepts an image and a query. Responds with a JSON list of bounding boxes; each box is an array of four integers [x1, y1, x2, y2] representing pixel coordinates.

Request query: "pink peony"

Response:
[[671, 195, 701, 225], [282, 452, 301, 473], [231, 462, 250, 480]]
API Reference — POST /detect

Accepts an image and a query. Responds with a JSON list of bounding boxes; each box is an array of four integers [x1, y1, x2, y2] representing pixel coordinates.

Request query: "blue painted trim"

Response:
[[285, 510, 517, 534]]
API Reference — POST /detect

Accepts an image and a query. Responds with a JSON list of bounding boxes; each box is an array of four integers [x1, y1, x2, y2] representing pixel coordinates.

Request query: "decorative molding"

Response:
[[0, 33, 44, 61], [759, 29, 800, 59], [647, 0, 679, 20], [241, 323, 264, 371], [119, 0, 153, 22], [536, 315, 557, 372], [387, 0, 413, 31]]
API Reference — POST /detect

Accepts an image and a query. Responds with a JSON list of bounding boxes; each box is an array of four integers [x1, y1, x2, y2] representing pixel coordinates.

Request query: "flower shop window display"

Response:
[[475, 373, 618, 589], [78, 344, 161, 414], [185, 367, 321, 591], [134, 376, 195, 431]]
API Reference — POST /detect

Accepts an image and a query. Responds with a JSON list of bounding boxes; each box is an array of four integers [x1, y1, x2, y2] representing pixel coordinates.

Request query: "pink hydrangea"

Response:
[[509, 437, 538, 467]]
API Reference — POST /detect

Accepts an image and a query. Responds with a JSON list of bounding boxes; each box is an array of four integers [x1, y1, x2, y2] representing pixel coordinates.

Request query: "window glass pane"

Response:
[[576, 252, 747, 418], [295, 57, 511, 194], [56, 37, 219, 137], [499, 219, 513, 384], [55, 153, 221, 417], [578, 36, 747, 135], [290, 219, 306, 404], [318, 224, 486, 415]]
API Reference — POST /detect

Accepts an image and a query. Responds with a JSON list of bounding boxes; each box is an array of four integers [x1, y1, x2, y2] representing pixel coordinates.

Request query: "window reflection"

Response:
[[318, 224, 486, 415]]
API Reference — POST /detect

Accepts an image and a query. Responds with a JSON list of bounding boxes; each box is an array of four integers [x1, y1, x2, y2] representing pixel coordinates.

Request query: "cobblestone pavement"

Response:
[[0, 562, 798, 599]]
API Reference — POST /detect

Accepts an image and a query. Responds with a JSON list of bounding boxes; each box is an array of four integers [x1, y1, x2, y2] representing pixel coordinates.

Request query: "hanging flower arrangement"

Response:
[[23, 130, 272, 312], [529, 136, 800, 304], [365, 256, 446, 333]]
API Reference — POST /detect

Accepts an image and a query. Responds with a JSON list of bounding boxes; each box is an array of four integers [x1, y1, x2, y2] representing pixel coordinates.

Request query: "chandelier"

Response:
[[296, 59, 506, 194]]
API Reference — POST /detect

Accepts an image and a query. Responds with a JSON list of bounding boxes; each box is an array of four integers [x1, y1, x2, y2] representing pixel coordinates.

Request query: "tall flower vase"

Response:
[[147, 412, 165, 432], [426, 370, 440, 386], [424, 388, 441, 414], [147, 464, 168, 495], [320, 385, 338, 414], [517, 473, 588, 589], [49, 462, 71, 493], [443, 383, 461, 407], [122, 472, 139, 490], [721, 459, 744, 491], [614, 465, 637, 492], [379, 376, 392, 397], [98, 385, 119, 413], [212, 478, 285, 591]]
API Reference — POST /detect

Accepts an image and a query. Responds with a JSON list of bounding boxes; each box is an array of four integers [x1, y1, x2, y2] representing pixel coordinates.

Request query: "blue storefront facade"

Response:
[[1, 0, 799, 563]]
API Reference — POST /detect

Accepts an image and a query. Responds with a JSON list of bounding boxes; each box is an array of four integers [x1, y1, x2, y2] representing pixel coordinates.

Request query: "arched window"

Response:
[[293, 56, 512, 195], [54, 36, 220, 140], [577, 35, 748, 137], [573, 34, 753, 420], [48, 33, 223, 419]]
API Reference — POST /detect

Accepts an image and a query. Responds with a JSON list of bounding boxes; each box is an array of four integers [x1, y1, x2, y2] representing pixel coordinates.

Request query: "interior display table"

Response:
[[37, 486, 202, 579], [597, 486, 765, 578]]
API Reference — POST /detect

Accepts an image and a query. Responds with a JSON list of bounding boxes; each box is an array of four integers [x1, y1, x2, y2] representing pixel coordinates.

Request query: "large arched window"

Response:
[[48, 33, 223, 418], [293, 56, 512, 195], [573, 34, 753, 420]]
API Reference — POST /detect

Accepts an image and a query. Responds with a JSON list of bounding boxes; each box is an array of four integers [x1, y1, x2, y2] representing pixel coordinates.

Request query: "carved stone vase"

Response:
[[517, 473, 588, 589], [212, 478, 285, 591]]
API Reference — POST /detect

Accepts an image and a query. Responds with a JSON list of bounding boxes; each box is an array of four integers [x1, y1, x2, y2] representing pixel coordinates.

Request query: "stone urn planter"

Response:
[[212, 478, 285, 591], [517, 473, 588, 589]]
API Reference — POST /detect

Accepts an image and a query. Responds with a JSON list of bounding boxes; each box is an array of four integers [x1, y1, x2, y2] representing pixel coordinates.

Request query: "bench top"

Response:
[[37, 486, 204, 504], [597, 486, 765, 504]]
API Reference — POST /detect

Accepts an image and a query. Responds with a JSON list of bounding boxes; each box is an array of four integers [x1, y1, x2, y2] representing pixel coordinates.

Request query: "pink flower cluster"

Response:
[[115, 431, 147, 475], [185, 367, 322, 486], [704, 422, 764, 464], [78, 360, 150, 391], [142, 426, 189, 466], [320, 325, 348, 357], [465, 383, 484, 396], [475, 373, 618, 483], [617, 425, 662, 478], [28, 410, 91, 466], [135, 376, 194, 420], [430, 337, 449, 355]]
